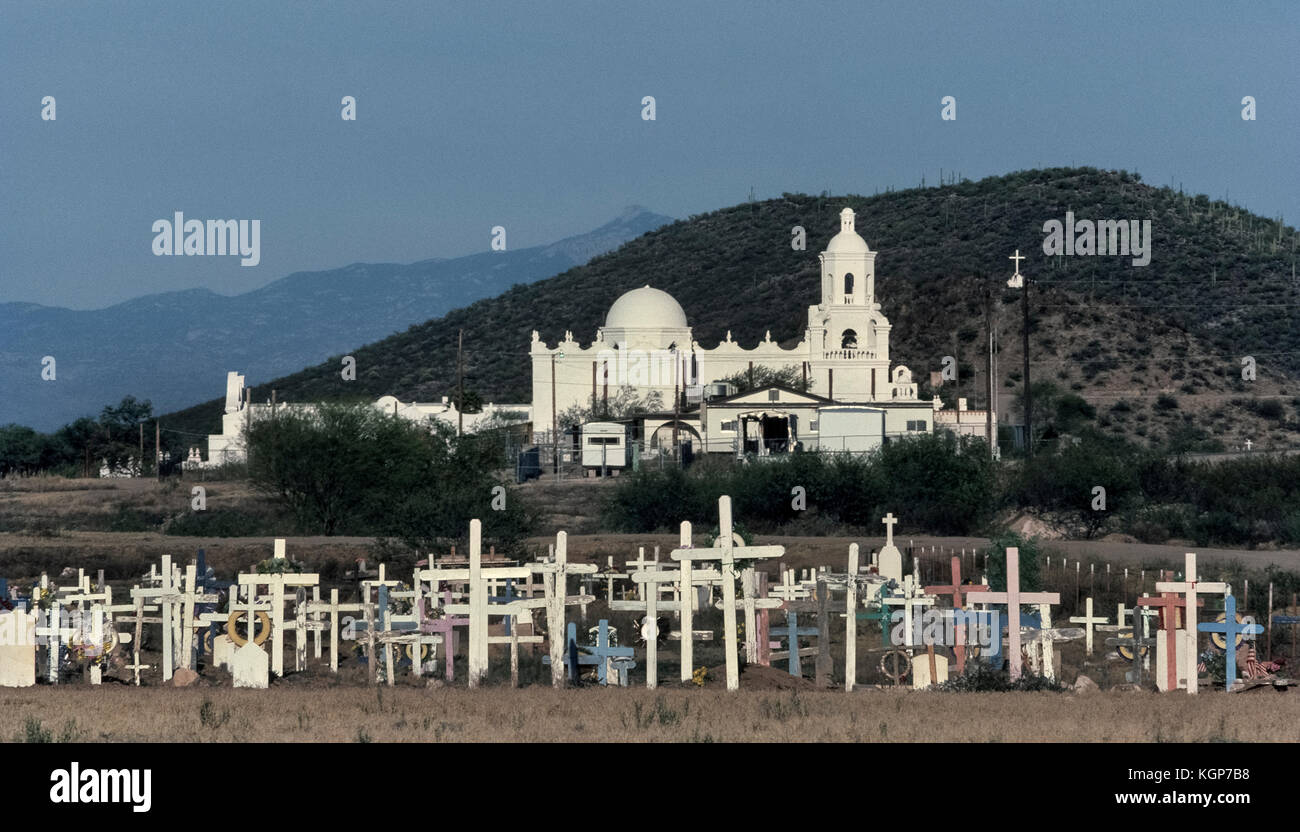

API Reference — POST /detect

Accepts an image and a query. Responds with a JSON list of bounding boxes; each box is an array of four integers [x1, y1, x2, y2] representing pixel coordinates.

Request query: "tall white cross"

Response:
[[1154, 552, 1228, 695], [670, 496, 783, 690]]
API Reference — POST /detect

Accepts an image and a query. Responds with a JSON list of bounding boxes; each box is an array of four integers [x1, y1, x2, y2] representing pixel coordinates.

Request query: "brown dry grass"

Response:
[[3, 686, 1297, 743]]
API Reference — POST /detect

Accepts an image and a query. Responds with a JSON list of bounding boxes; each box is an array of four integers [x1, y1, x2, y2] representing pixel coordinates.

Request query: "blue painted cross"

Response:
[[542, 619, 635, 685], [489, 579, 517, 636], [771, 611, 819, 677], [195, 549, 221, 660], [353, 584, 419, 667], [543, 621, 599, 684], [1198, 594, 1264, 689]]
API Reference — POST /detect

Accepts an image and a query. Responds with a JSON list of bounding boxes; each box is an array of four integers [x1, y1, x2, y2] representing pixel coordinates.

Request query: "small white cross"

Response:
[[881, 513, 898, 547]]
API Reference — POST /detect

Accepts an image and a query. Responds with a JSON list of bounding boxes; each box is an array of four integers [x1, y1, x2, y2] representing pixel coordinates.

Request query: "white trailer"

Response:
[[581, 422, 630, 475]]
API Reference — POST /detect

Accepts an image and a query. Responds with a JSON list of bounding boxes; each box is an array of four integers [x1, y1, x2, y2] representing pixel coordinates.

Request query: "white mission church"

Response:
[[196, 208, 987, 467]]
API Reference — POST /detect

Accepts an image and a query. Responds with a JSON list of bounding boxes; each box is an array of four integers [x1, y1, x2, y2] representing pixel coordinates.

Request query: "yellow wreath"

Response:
[[226, 610, 271, 646]]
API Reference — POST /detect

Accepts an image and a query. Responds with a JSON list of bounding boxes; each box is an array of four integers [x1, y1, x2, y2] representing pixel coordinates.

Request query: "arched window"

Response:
[[843, 273, 854, 296], [841, 329, 858, 350]]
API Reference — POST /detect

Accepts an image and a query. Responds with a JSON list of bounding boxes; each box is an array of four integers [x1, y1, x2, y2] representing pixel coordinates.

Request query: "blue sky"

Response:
[[2, 0, 1296, 308]]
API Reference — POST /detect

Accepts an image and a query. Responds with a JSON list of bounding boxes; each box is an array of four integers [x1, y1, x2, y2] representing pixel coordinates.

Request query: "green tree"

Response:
[[718, 364, 809, 394], [245, 402, 530, 544]]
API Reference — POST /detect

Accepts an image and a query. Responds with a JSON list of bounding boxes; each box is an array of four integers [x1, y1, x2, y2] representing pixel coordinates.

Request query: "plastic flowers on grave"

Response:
[[692, 666, 708, 686]]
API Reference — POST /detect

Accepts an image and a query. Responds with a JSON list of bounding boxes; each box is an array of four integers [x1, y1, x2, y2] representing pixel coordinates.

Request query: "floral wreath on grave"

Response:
[[68, 629, 117, 664], [692, 666, 708, 686], [226, 609, 272, 646], [32, 583, 58, 610], [255, 557, 303, 574], [391, 582, 414, 616], [405, 643, 432, 661], [702, 525, 758, 575]]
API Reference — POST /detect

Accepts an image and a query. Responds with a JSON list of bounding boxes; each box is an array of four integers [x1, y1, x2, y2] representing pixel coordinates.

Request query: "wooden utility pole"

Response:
[[1023, 276, 1032, 459], [138, 423, 144, 476], [672, 349, 680, 461], [457, 329, 464, 437], [155, 421, 161, 481], [984, 282, 995, 461], [1008, 249, 1030, 459], [550, 353, 558, 476]]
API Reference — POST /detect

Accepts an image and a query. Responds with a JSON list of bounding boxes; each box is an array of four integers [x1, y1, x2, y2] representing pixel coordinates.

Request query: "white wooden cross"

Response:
[[62, 581, 116, 684], [833, 543, 886, 691], [34, 604, 77, 683], [599, 556, 631, 602], [623, 566, 714, 689], [770, 568, 811, 603], [125, 555, 187, 680], [975, 547, 1060, 680], [236, 540, 320, 677], [882, 575, 935, 650], [526, 530, 598, 688], [670, 496, 784, 691], [417, 522, 567, 687], [1154, 552, 1228, 695], [1069, 597, 1109, 655], [659, 521, 723, 682]]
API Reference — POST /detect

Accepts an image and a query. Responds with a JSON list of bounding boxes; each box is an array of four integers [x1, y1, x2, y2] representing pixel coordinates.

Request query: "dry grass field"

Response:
[[4, 685, 1298, 743]]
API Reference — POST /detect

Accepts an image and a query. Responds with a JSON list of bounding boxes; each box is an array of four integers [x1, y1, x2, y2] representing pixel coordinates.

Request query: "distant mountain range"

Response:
[[0, 207, 673, 430]]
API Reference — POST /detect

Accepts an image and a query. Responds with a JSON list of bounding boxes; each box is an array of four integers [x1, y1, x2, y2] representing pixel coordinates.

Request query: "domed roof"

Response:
[[826, 207, 870, 254], [605, 285, 689, 330]]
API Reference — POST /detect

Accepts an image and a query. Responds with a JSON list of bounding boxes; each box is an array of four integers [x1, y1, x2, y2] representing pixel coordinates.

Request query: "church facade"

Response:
[[531, 207, 940, 455]]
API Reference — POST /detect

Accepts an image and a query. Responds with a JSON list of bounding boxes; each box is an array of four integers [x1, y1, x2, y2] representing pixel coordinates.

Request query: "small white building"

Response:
[[932, 396, 998, 439], [580, 421, 631, 474], [195, 371, 531, 468]]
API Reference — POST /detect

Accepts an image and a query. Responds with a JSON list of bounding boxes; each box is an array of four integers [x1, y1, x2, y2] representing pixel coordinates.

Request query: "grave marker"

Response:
[[1069, 597, 1109, 655], [1198, 594, 1264, 690], [670, 496, 784, 691], [975, 547, 1060, 680], [1154, 553, 1228, 695]]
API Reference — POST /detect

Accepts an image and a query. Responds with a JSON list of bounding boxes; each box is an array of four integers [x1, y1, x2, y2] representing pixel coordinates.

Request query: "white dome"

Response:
[[826, 206, 870, 254], [605, 285, 689, 330]]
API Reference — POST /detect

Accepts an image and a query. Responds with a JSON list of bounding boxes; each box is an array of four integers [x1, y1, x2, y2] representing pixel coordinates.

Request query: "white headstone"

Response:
[[0, 611, 37, 687], [232, 642, 269, 689], [878, 513, 903, 582], [911, 651, 949, 689], [213, 634, 235, 671]]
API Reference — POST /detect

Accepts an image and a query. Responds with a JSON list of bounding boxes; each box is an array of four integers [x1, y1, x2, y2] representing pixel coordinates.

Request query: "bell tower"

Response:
[[807, 207, 892, 401]]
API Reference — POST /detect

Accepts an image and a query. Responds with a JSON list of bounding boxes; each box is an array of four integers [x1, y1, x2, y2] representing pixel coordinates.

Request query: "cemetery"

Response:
[[1, 492, 1297, 743]]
